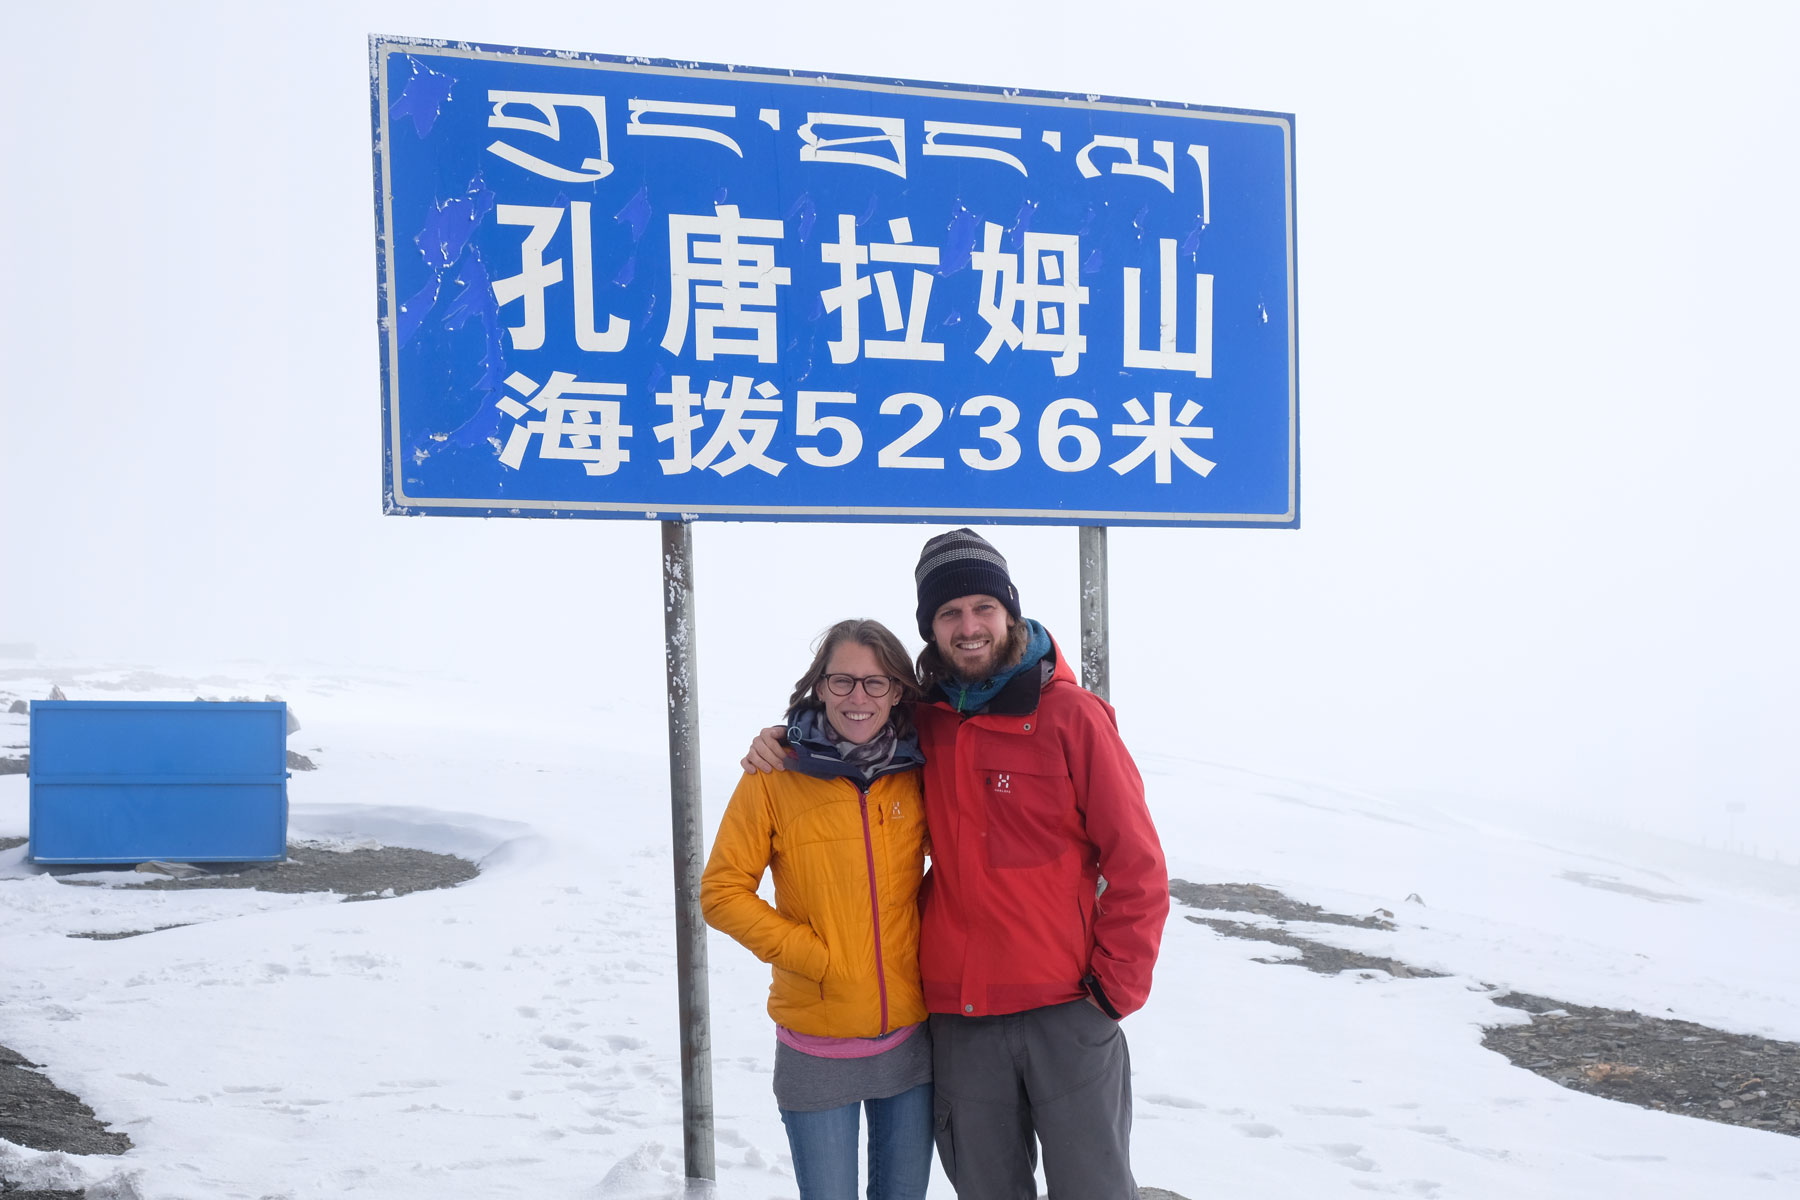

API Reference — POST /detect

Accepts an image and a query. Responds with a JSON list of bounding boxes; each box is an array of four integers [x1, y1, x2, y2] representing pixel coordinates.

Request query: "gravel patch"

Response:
[[49, 842, 479, 904], [1169, 879, 1395, 929], [1171, 878, 1800, 1140], [1185, 913, 1447, 979], [1485, 992, 1800, 1136], [66, 925, 194, 941], [0, 1045, 131, 1157]]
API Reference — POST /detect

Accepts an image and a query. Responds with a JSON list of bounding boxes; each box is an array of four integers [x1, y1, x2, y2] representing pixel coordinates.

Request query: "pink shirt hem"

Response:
[[775, 1022, 922, 1060]]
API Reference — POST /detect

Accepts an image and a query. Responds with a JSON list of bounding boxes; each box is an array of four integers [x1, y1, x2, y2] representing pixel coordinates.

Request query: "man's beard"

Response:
[[947, 621, 1027, 683]]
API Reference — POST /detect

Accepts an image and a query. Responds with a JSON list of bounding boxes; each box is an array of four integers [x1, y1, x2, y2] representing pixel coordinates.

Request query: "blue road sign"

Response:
[[370, 37, 1297, 527]]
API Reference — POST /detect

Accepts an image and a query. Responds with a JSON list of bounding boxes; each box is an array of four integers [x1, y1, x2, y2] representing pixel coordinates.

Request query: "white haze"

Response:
[[1, 0, 1795, 861]]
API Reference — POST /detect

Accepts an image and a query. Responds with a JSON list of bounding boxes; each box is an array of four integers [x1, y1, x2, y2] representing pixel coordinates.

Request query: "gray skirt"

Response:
[[773, 1023, 933, 1113]]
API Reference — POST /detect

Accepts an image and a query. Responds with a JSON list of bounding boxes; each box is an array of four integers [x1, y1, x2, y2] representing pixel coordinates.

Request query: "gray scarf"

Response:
[[786, 707, 923, 786]]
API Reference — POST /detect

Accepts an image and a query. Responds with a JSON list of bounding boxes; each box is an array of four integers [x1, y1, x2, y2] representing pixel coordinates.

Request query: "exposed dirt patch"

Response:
[[48, 842, 478, 901], [1169, 879, 1395, 929], [0, 837, 24, 854], [1170, 878, 1800, 1140], [1485, 992, 1800, 1136], [67, 925, 195, 941], [1186, 914, 1446, 979], [0, 1045, 131, 1157]]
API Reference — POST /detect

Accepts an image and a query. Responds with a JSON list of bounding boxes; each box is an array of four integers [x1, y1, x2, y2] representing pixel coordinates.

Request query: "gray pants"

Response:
[[929, 999, 1136, 1200]]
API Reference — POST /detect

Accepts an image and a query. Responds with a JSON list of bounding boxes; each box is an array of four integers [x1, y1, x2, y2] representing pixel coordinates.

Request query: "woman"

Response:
[[701, 619, 932, 1200]]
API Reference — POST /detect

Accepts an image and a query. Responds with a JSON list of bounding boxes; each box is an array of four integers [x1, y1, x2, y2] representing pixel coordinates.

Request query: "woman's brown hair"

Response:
[[787, 619, 922, 736]]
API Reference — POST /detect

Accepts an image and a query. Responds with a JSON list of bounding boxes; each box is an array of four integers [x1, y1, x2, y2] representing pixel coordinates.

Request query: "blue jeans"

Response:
[[781, 1082, 934, 1200]]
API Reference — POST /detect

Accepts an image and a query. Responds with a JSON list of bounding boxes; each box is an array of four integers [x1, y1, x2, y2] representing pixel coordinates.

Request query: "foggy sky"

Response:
[[2, 1, 1795, 853]]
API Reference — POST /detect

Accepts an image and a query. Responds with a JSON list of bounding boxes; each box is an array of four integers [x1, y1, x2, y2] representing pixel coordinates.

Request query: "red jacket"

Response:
[[914, 638, 1168, 1019]]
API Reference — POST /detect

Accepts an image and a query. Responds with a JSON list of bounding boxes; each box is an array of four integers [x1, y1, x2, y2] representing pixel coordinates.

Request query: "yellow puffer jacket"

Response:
[[701, 765, 927, 1038]]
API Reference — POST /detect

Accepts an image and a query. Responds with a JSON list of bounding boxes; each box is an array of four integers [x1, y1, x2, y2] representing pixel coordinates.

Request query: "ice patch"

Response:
[[0, 1139, 144, 1198], [289, 803, 531, 861]]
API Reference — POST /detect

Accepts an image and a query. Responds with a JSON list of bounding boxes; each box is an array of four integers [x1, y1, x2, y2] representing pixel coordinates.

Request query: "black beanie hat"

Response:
[[914, 528, 1022, 639]]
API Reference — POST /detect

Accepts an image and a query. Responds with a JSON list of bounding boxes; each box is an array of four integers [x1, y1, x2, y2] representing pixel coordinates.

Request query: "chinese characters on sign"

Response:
[[373, 40, 1297, 525]]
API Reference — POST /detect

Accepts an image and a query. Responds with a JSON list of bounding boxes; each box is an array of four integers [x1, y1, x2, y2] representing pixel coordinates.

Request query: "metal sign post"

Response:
[[661, 520, 715, 1181], [1079, 526, 1111, 702]]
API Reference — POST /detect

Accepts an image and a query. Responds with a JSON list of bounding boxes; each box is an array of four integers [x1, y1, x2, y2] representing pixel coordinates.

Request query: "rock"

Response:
[[0, 755, 27, 776], [1581, 1062, 1641, 1084], [135, 861, 205, 880], [7, 699, 26, 714], [287, 750, 316, 772], [48, 685, 66, 701]]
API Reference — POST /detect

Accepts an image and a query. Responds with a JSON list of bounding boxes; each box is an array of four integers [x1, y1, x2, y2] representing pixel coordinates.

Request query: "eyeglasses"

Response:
[[821, 674, 897, 698]]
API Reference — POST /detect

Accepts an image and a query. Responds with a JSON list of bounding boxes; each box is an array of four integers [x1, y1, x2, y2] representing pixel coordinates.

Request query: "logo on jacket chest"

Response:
[[991, 772, 1012, 795]]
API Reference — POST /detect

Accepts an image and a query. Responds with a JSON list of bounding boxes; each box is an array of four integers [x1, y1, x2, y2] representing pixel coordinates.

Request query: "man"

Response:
[[747, 528, 1168, 1200]]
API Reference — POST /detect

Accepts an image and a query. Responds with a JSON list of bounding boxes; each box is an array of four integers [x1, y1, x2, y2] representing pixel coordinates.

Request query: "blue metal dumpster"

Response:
[[28, 701, 289, 864]]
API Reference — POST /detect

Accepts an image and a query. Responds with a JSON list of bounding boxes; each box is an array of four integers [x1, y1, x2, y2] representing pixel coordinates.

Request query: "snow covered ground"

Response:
[[2, 662, 1798, 1199]]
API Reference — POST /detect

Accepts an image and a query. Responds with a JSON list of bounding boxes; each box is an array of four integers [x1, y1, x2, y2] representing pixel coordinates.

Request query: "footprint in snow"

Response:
[[1140, 1092, 1207, 1110], [1310, 1142, 1377, 1172]]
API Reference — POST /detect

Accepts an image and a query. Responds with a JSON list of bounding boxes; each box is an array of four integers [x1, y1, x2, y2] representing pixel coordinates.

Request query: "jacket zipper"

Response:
[[857, 784, 890, 1034]]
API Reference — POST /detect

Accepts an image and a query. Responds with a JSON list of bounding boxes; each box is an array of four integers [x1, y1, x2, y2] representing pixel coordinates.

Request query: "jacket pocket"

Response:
[[975, 749, 1074, 870], [772, 964, 825, 1005], [774, 921, 830, 982], [932, 1093, 957, 1180]]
